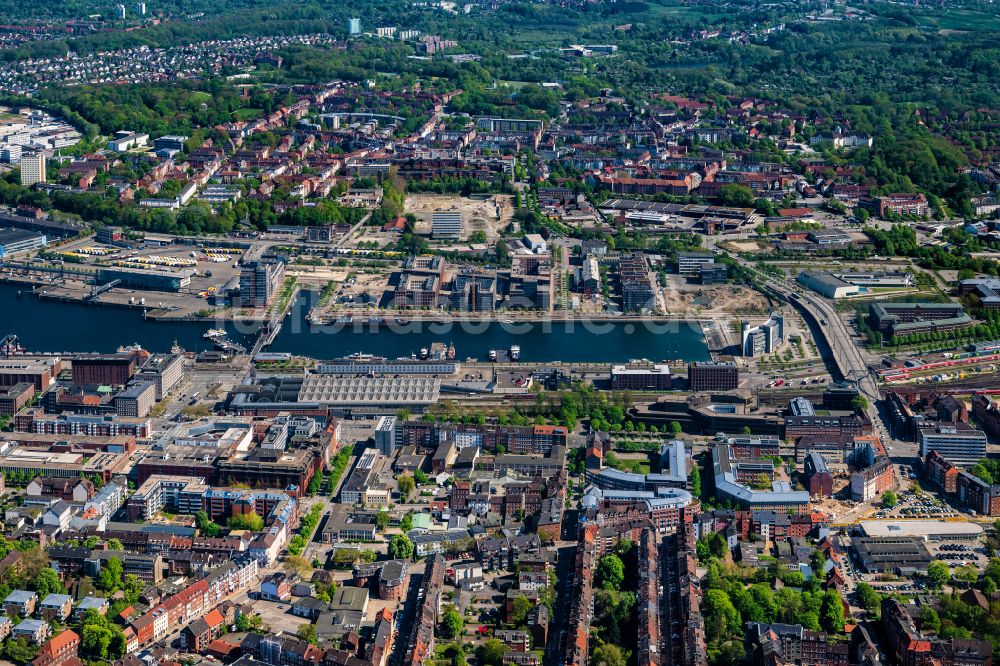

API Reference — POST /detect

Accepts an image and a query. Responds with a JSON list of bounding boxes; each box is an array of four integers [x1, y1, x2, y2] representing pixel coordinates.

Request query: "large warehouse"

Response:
[[852, 537, 933, 574]]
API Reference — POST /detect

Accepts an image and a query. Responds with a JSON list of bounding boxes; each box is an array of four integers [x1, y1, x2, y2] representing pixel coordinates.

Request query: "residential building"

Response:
[[956, 471, 1000, 517], [239, 261, 286, 308], [31, 628, 80, 666], [619, 253, 654, 312], [13, 619, 49, 645], [4, 591, 36, 617], [0, 382, 34, 417], [925, 450, 959, 493], [38, 595, 73, 622], [20, 153, 45, 187]]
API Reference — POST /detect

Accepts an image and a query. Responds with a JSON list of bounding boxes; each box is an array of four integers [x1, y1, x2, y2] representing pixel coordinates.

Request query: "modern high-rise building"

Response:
[[347, 18, 361, 36], [115, 3, 126, 19], [239, 261, 286, 308], [742, 313, 784, 357], [19, 153, 45, 187], [919, 424, 988, 467], [135, 2, 146, 16]]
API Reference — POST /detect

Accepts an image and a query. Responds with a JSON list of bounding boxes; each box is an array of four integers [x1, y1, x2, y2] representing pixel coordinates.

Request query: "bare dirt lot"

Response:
[[662, 278, 770, 316], [405, 194, 516, 242]]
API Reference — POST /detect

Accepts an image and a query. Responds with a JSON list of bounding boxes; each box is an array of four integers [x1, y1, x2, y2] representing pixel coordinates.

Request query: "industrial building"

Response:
[[0, 229, 46, 257], [852, 537, 932, 574], [297, 375, 441, 412], [797, 272, 859, 299], [96, 266, 195, 292]]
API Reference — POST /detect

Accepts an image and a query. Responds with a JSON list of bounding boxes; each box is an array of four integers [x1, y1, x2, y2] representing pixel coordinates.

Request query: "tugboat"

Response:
[[509, 345, 521, 361], [447, 343, 456, 360]]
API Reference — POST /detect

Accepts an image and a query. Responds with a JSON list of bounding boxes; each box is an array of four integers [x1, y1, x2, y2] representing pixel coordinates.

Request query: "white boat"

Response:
[[203, 328, 226, 339], [488, 349, 498, 362], [509, 345, 521, 361]]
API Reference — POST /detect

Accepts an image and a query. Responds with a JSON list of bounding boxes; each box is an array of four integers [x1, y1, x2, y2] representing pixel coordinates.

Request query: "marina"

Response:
[[0, 285, 711, 362]]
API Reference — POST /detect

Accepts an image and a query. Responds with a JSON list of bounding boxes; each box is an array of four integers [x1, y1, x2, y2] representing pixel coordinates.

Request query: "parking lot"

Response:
[[251, 597, 310, 635], [876, 489, 960, 520]]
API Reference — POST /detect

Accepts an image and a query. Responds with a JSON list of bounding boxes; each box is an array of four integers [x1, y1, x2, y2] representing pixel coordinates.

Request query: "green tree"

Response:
[[510, 594, 533, 626], [955, 564, 980, 585], [390, 534, 414, 560], [927, 561, 950, 588], [3, 637, 37, 664], [691, 464, 702, 498], [591, 644, 627, 666], [195, 510, 221, 537], [81, 624, 113, 660], [398, 474, 415, 497], [97, 557, 123, 592], [595, 554, 625, 591], [881, 490, 899, 508], [477, 639, 506, 666], [441, 606, 463, 638], [704, 589, 741, 642], [33, 568, 64, 598], [821, 589, 845, 633], [414, 469, 429, 485], [855, 583, 882, 614], [121, 574, 144, 603], [297, 623, 318, 645], [236, 613, 263, 633], [228, 512, 264, 531], [920, 606, 940, 634], [670, 421, 682, 436]]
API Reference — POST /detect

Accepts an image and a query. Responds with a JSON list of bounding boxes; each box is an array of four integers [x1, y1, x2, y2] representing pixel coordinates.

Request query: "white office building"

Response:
[[742, 313, 784, 357], [432, 211, 462, 240]]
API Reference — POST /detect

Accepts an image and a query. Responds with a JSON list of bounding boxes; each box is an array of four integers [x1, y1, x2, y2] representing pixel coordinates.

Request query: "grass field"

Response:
[[918, 8, 1000, 31], [233, 107, 264, 121]]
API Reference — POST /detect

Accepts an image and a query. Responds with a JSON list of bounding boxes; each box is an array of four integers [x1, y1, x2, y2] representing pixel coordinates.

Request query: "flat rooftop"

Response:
[[859, 520, 984, 539]]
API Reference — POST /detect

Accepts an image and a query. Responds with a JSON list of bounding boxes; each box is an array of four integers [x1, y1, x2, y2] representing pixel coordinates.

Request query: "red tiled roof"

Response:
[[204, 608, 225, 629]]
